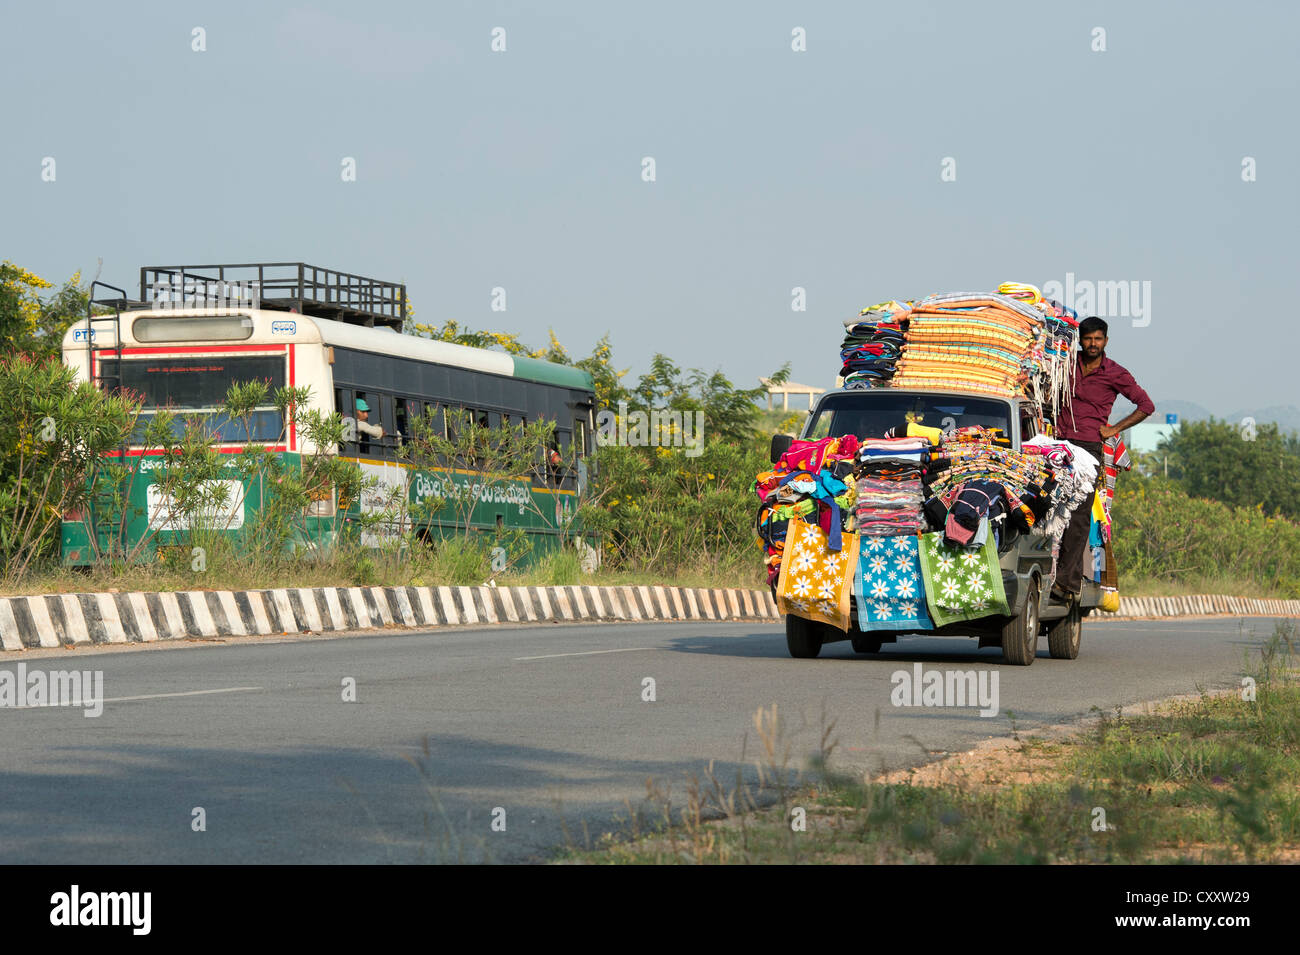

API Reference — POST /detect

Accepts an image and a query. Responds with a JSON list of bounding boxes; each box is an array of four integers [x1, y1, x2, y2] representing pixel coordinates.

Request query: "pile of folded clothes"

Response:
[[855, 437, 931, 536], [833, 284, 1081, 424], [924, 426, 1056, 536], [839, 300, 912, 389], [753, 428, 1102, 629], [754, 435, 860, 587]]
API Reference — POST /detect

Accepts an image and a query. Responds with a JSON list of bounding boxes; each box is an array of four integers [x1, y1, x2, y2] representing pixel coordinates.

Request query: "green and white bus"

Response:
[[60, 263, 597, 566]]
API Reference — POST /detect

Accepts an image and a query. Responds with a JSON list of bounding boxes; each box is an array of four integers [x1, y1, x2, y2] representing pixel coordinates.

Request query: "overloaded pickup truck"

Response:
[[770, 388, 1100, 665]]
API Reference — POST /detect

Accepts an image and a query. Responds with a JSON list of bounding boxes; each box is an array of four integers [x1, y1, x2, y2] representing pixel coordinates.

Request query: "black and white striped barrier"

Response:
[[0, 585, 782, 650], [1105, 594, 1300, 621], [0, 587, 1294, 651]]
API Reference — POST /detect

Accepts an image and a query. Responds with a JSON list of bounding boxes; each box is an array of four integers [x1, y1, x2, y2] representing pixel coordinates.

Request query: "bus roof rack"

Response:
[[139, 262, 407, 331]]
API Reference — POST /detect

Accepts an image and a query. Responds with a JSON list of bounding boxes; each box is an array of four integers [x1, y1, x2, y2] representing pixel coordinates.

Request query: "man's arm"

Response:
[[357, 419, 384, 438], [1101, 365, 1154, 439]]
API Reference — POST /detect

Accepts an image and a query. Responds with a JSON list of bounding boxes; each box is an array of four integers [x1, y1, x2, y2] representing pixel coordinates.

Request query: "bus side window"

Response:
[[555, 428, 572, 488], [374, 394, 393, 459], [425, 402, 445, 439], [445, 405, 460, 443], [336, 388, 359, 455], [395, 398, 413, 448], [355, 391, 374, 456], [418, 402, 446, 466], [573, 418, 587, 457]]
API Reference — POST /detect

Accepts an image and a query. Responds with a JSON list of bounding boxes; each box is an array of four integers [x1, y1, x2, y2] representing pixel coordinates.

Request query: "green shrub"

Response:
[[430, 534, 491, 586], [532, 547, 582, 585], [0, 353, 138, 580], [1112, 476, 1300, 596]]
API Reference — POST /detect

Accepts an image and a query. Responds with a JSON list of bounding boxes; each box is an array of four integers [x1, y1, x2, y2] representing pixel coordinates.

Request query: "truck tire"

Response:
[[851, 633, 883, 654], [786, 614, 823, 659], [1001, 576, 1040, 666], [1047, 600, 1082, 659]]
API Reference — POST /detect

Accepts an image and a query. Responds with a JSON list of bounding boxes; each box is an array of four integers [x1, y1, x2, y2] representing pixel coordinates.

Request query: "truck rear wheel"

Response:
[[1001, 576, 1039, 666], [1047, 600, 1082, 659], [786, 614, 823, 659]]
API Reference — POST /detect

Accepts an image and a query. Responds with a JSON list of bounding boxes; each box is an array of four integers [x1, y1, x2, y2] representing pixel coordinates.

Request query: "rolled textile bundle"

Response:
[[998, 281, 1043, 304]]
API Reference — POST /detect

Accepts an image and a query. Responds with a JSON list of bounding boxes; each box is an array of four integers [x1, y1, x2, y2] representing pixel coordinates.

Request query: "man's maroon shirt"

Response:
[[1057, 353, 1154, 443]]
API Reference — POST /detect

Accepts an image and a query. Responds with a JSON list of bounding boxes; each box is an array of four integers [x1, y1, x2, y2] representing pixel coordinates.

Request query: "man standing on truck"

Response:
[[1052, 316, 1154, 602]]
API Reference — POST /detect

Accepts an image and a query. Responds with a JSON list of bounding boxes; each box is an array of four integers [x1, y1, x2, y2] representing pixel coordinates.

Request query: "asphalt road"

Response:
[[0, 615, 1287, 863]]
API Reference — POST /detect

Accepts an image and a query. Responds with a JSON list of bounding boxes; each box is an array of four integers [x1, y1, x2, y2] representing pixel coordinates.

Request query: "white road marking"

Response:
[[1117, 626, 1263, 633], [514, 647, 658, 661], [101, 686, 263, 704], [3, 686, 263, 711]]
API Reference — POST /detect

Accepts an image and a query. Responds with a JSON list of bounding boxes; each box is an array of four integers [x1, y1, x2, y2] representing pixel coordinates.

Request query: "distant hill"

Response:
[[1149, 399, 1214, 424], [1226, 405, 1300, 437], [1113, 397, 1213, 426]]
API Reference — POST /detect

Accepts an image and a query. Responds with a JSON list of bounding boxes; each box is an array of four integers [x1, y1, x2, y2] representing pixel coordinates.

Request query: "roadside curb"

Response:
[[1097, 594, 1300, 622], [0, 587, 1294, 651], [0, 585, 781, 651]]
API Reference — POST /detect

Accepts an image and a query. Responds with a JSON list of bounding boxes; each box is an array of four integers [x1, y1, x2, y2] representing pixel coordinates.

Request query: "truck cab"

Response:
[[774, 387, 1097, 664]]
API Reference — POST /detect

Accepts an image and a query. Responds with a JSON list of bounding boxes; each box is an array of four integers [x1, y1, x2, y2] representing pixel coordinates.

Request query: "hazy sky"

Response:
[[4, 1, 1296, 413]]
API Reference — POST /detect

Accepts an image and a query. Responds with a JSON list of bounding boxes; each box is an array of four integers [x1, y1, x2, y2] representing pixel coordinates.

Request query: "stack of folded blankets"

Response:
[[839, 300, 912, 389], [834, 283, 1081, 420], [855, 437, 931, 536], [888, 291, 1045, 397]]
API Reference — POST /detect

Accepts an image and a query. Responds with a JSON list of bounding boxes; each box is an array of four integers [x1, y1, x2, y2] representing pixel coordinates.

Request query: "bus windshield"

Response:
[[806, 391, 1013, 441], [115, 355, 286, 443]]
